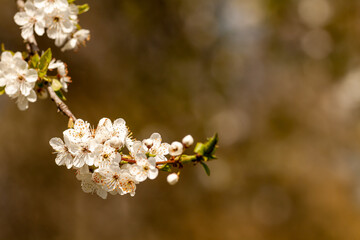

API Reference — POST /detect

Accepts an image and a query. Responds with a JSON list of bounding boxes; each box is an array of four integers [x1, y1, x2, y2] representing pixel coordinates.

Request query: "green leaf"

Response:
[[203, 133, 218, 156], [78, 4, 90, 14], [29, 53, 40, 69], [55, 90, 66, 101], [159, 164, 171, 172], [0, 86, 5, 95], [200, 161, 210, 176], [194, 142, 205, 155], [51, 79, 62, 91], [39, 48, 52, 72], [68, 0, 76, 3]]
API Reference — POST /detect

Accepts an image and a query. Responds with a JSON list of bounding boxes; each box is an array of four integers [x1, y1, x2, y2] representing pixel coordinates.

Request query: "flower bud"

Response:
[[143, 138, 153, 149], [169, 141, 183, 156], [167, 173, 179, 185], [182, 135, 194, 147]]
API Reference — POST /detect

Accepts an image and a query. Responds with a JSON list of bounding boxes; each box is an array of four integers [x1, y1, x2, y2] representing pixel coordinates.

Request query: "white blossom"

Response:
[[49, 137, 73, 169], [129, 154, 158, 182], [0, 51, 38, 110], [94, 164, 138, 196], [61, 29, 90, 52], [34, 0, 69, 14], [48, 59, 71, 91], [63, 119, 91, 144], [14, 1, 45, 39], [76, 166, 108, 199], [169, 141, 183, 156], [45, 8, 76, 46]]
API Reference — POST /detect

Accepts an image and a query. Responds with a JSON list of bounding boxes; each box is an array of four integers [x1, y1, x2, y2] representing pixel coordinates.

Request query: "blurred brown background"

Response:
[[1, 0, 360, 239]]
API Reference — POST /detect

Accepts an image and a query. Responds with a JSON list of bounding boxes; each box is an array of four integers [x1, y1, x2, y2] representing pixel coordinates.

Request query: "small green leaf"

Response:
[[78, 4, 90, 14], [194, 142, 205, 155], [51, 79, 62, 91], [39, 48, 52, 72], [55, 90, 66, 101], [68, 0, 76, 3], [200, 161, 210, 176], [159, 164, 172, 172], [0, 86, 5, 95], [29, 53, 40, 69], [203, 133, 218, 156]]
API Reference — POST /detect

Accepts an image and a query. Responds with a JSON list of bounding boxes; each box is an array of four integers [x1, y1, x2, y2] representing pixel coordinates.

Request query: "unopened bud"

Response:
[[182, 135, 194, 147], [167, 173, 179, 185], [169, 141, 183, 156]]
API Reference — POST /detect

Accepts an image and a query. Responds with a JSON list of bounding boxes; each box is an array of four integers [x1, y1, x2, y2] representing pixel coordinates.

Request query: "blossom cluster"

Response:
[[0, 49, 71, 110], [50, 118, 193, 199], [0, 51, 38, 110], [14, 0, 90, 51]]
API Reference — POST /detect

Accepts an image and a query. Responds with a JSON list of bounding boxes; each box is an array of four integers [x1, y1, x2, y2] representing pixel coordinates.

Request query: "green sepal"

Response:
[[78, 4, 90, 14], [0, 86, 5, 95], [159, 164, 171, 172], [200, 161, 210, 176], [1, 43, 5, 52], [38, 48, 52, 78], [29, 53, 40, 69], [51, 79, 62, 91], [55, 89, 66, 101]]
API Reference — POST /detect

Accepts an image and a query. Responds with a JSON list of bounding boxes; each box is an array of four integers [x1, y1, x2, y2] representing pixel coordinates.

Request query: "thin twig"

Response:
[[47, 85, 77, 121], [16, 0, 76, 121]]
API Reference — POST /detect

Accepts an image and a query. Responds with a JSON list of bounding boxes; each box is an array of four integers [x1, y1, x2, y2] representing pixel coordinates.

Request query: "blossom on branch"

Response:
[[49, 118, 218, 199], [14, 0, 90, 51]]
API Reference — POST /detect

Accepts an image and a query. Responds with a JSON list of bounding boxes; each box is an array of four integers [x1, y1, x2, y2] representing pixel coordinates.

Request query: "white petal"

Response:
[[20, 82, 31, 96], [24, 1, 37, 16], [148, 169, 158, 180], [55, 153, 67, 166], [25, 69, 38, 83], [148, 157, 156, 167], [0, 77, 7, 87], [61, 38, 77, 51], [129, 165, 141, 176], [13, 52, 23, 60], [34, 21, 45, 36], [1, 51, 13, 62], [49, 137, 64, 151], [5, 82, 19, 95], [54, 34, 68, 47], [61, 19, 74, 33], [14, 12, 30, 26], [14, 58, 28, 73], [34, 0, 46, 9], [21, 24, 34, 40], [27, 89, 37, 102], [46, 25, 58, 39], [16, 96, 29, 111], [73, 153, 85, 168]]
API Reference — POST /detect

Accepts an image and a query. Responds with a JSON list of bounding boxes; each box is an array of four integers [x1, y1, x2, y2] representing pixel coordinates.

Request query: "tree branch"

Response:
[[16, 0, 77, 122], [47, 85, 77, 121]]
